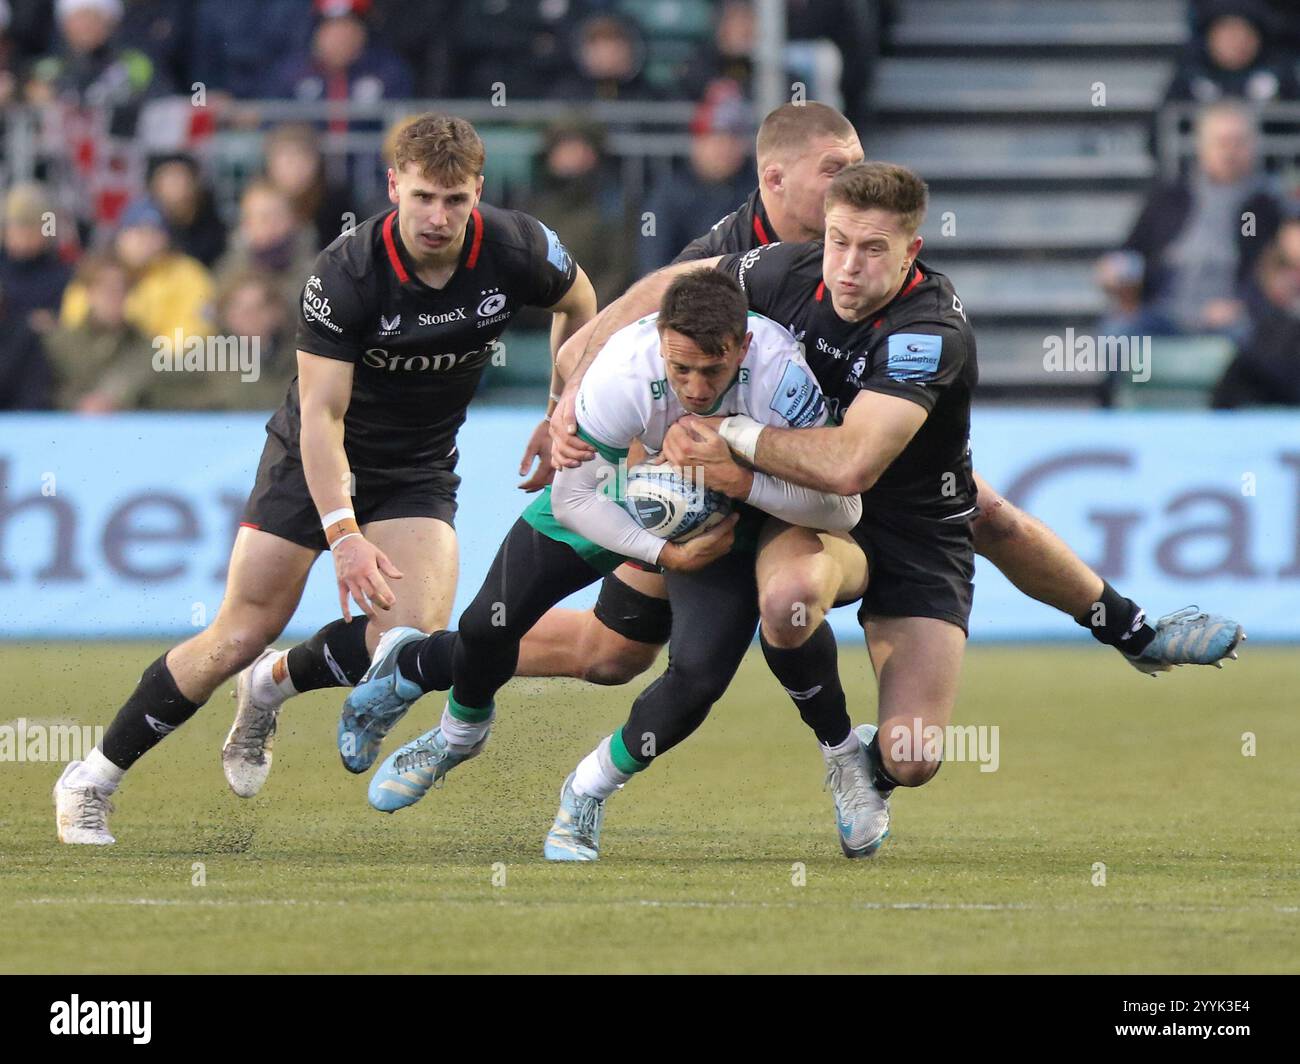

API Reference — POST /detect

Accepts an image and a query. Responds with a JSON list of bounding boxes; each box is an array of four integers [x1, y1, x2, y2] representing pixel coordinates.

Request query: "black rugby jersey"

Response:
[[672, 188, 778, 264], [719, 241, 978, 517], [272, 203, 577, 477]]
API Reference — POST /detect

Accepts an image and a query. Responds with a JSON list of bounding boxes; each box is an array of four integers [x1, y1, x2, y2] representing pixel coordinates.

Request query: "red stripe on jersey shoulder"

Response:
[[900, 267, 925, 299], [239, 521, 260, 530], [753, 213, 771, 245], [382, 211, 409, 284], [465, 208, 483, 269], [814, 280, 825, 301]]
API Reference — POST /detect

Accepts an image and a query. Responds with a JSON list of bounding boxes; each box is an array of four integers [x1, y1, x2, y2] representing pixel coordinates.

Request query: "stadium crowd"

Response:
[[1, 0, 1300, 410]]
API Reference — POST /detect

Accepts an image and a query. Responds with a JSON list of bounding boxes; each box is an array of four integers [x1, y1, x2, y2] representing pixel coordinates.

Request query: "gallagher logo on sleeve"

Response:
[[769, 360, 824, 427], [884, 333, 943, 382]]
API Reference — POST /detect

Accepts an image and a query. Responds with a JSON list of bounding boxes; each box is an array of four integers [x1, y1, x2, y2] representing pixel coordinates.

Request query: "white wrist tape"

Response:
[[718, 415, 764, 462], [329, 532, 363, 551], [320, 507, 356, 530]]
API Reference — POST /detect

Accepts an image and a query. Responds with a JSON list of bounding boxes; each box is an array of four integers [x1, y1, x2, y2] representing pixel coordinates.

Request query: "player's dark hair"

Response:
[[390, 113, 485, 184], [756, 102, 857, 164], [825, 161, 928, 235], [657, 269, 749, 358]]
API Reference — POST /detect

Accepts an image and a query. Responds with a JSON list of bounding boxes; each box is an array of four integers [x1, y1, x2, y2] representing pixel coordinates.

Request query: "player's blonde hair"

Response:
[[390, 113, 486, 185], [825, 162, 928, 235]]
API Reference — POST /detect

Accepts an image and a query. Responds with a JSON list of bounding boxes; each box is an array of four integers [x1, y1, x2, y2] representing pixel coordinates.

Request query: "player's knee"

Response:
[[882, 752, 942, 788], [759, 564, 829, 645], [581, 636, 658, 686], [203, 622, 277, 674], [666, 664, 729, 711]]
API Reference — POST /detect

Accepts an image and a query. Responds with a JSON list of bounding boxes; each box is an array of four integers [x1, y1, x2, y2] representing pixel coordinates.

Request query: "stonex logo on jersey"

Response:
[[361, 343, 500, 372], [769, 360, 824, 427], [885, 333, 943, 382]]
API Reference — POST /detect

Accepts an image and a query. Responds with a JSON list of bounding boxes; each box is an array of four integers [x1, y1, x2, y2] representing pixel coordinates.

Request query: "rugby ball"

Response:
[[622, 463, 733, 542]]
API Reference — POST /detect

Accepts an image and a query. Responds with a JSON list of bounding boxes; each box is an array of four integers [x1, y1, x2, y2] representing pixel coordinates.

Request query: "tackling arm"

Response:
[[725, 389, 928, 497]]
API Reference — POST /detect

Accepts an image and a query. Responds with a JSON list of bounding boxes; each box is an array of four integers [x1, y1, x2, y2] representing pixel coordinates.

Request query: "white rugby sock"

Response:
[[822, 728, 861, 759], [440, 704, 491, 751], [573, 737, 631, 800], [251, 650, 296, 705], [69, 748, 125, 794]]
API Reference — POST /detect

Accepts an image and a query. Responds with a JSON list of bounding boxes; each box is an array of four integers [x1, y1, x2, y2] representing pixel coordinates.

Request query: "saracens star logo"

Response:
[[478, 292, 507, 317]]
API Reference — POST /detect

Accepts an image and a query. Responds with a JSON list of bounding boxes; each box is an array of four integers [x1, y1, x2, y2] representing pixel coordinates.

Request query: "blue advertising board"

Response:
[[0, 410, 1295, 641]]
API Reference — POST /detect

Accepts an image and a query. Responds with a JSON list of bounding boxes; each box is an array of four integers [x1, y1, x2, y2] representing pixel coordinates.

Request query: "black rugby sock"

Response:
[[398, 629, 457, 694], [761, 622, 851, 746], [1076, 581, 1156, 655], [100, 654, 203, 769], [285, 617, 371, 691], [863, 731, 904, 797]]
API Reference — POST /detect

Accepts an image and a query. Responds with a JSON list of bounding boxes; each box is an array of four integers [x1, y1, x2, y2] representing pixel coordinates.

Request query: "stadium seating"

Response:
[[1110, 335, 1238, 409], [867, 0, 1189, 399]]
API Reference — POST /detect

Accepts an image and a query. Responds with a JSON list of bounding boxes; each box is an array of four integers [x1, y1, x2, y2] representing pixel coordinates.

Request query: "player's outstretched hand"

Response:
[[658, 513, 739, 572], [549, 385, 595, 469], [518, 418, 556, 492], [331, 535, 403, 622]]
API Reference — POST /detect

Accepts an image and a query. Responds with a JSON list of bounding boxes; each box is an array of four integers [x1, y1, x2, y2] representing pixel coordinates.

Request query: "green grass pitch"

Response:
[[1, 642, 1295, 973]]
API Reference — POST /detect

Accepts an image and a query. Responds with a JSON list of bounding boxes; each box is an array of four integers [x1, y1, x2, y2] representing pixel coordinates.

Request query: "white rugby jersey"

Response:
[[575, 311, 829, 454], [548, 311, 860, 568]]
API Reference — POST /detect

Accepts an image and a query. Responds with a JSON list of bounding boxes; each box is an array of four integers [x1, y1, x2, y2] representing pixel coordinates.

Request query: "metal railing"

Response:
[[2, 97, 724, 229]]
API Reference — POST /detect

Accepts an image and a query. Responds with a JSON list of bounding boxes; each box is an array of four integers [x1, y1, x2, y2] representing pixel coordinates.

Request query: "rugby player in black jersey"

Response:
[[540, 103, 1243, 691], [522, 159, 1240, 859], [209, 103, 1240, 823], [53, 114, 596, 844]]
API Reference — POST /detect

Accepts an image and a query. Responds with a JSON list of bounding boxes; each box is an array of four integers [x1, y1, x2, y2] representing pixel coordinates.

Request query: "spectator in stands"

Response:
[[143, 271, 292, 410], [369, 0, 456, 98], [518, 120, 634, 310], [0, 182, 73, 336], [1116, 101, 1283, 340], [215, 180, 317, 320], [1167, 1, 1298, 104], [0, 279, 53, 409], [25, 0, 158, 133], [554, 13, 662, 102], [448, 0, 590, 100], [681, 0, 758, 100], [786, 0, 878, 127], [190, 0, 313, 101], [60, 197, 213, 344], [263, 123, 355, 250], [43, 252, 153, 411], [637, 84, 755, 273], [147, 153, 227, 268], [261, 0, 413, 106], [2, 0, 54, 68], [216, 273, 293, 403], [0, 1, 20, 108], [1211, 213, 1300, 403], [117, 0, 189, 95], [1212, 218, 1300, 406]]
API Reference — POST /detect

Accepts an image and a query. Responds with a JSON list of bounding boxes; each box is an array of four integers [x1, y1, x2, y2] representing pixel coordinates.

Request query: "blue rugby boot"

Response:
[[543, 773, 606, 862], [338, 626, 426, 773], [823, 723, 889, 859], [368, 720, 490, 812], [1123, 607, 1245, 676]]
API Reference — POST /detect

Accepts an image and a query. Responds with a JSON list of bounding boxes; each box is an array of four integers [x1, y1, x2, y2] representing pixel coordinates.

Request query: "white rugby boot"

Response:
[[222, 647, 286, 798], [53, 761, 116, 845]]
